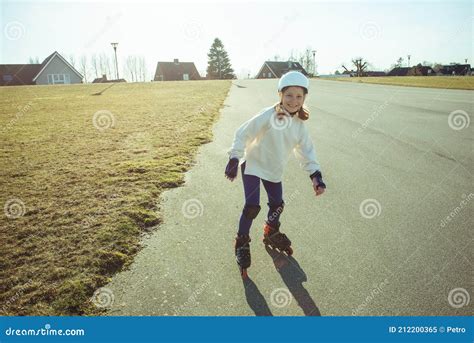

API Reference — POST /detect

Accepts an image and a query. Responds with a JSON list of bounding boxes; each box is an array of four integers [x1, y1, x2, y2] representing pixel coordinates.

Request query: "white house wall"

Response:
[[35, 55, 82, 85]]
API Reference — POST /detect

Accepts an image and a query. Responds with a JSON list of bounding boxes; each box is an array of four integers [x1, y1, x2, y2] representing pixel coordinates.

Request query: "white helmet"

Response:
[[278, 71, 309, 93]]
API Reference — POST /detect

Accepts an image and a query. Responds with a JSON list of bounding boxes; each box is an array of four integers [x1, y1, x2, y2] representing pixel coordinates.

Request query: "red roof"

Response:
[[154, 60, 201, 81], [0, 64, 42, 86]]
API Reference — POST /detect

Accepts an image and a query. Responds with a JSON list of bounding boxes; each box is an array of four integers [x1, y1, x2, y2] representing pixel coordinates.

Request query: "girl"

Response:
[[225, 71, 326, 277]]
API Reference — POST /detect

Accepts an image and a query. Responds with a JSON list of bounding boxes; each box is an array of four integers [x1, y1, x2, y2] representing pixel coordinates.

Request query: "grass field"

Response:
[[325, 76, 474, 90], [0, 81, 231, 315]]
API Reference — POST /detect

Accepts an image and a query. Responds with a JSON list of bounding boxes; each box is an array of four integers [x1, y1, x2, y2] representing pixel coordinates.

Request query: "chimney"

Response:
[[174, 59, 179, 65]]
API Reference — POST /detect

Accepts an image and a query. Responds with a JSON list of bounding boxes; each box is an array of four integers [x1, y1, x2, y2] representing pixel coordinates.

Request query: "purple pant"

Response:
[[238, 161, 283, 236]]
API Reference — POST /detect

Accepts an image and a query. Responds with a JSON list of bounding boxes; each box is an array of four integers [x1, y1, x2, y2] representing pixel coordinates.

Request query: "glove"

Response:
[[225, 158, 239, 179], [309, 170, 326, 189]]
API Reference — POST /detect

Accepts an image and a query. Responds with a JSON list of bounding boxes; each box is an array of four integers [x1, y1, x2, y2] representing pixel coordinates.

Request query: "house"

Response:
[[438, 64, 471, 76], [364, 71, 387, 77], [388, 65, 438, 76], [92, 74, 126, 83], [256, 61, 308, 79], [387, 67, 411, 76], [409, 65, 435, 76], [153, 59, 201, 81], [0, 51, 83, 86]]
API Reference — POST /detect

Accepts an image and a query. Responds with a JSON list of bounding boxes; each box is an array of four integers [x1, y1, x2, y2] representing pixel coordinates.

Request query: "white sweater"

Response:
[[228, 105, 321, 183]]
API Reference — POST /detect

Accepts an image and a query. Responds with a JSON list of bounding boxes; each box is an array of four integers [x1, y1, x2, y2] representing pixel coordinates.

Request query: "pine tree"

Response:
[[206, 38, 235, 79]]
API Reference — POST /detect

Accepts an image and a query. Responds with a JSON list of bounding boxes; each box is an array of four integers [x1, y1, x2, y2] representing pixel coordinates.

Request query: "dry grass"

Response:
[[325, 76, 474, 90], [0, 81, 231, 315]]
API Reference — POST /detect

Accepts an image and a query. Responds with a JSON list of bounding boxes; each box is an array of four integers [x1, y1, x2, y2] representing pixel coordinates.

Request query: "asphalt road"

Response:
[[105, 79, 473, 316]]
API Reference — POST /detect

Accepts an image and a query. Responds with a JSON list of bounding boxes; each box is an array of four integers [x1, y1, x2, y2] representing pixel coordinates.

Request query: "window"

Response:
[[2, 74, 13, 82], [183, 73, 189, 81], [47, 74, 71, 84], [268, 72, 272, 78], [54, 74, 65, 84]]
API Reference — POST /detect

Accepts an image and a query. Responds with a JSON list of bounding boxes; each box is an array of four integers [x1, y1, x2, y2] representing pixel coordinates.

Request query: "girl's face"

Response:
[[280, 86, 306, 113]]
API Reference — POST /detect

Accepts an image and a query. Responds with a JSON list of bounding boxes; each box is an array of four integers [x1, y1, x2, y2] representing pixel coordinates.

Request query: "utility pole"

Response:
[[111, 42, 119, 80]]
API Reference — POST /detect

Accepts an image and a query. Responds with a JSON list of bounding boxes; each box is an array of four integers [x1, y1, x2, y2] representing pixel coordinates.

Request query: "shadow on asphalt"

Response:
[[239, 247, 321, 316], [265, 246, 321, 316], [242, 277, 273, 316], [232, 83, 247, 88], [91, 83, 115, 95]]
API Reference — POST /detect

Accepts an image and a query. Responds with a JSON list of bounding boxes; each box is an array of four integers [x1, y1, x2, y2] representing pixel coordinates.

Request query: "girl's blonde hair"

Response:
[[274, 102, 310, 121]]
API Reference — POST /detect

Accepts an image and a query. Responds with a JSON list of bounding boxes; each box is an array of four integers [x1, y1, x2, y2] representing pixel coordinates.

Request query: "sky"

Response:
[[1, 0, 473, 80]]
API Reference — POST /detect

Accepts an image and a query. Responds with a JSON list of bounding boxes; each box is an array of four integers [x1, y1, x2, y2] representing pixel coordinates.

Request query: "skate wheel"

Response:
[[285, 247, 293, 256]]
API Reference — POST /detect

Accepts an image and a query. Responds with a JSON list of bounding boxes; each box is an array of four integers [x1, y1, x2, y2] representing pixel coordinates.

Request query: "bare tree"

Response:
[[105, 55, 111, 79], [28, 56, 40, 64], [69, 54, 76, 67], [99, 54, 105, 77], [79, 55, 88, 83], [125, 55, 138, 82], [135, 56, 141, 82], [137, 56, 143, 82], [131, 56, 137, 82], [138, 56, 147, 82], [288, 49, 297, 62], [91, 54, 99, 78], [298, 48, 315, 76], [124, 56, 131, 82], [351, 58, 369, 77], [341, 58, 370, 77], [396, 57, 404, 68], [99, 54, 112, 79], [341, 64, 353, 75]]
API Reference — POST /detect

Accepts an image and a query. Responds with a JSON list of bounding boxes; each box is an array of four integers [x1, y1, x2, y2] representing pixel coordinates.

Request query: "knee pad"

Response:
[[268, 200, 285, 217], [243, 204, 261, 219]]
